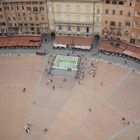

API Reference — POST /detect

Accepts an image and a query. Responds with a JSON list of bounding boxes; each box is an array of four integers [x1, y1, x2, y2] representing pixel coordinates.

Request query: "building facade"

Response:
[[0, 0, 8, 35], [101, 0, 140, 48], [0, 0, 140, 47], [47, 0, 102, 36], [130, 0, 140, 47], [0, 0, 49, 35], [102, 0, 134, 41]]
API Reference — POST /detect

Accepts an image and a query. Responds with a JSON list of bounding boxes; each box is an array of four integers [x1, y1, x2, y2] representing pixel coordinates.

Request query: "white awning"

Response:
[[75, 45, 91, 50], [53, 43, 67, 48]]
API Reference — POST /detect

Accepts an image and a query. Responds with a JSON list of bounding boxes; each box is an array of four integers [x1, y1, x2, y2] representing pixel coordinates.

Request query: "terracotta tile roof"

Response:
[[55, 36, 92, 49], [73, 36, 92, 46], [0, 36, 41, 48], [99, 40, 125, 53], [55, 36, 73, 45], [99, 39, 140, 59], [124, 45, 140, 59]]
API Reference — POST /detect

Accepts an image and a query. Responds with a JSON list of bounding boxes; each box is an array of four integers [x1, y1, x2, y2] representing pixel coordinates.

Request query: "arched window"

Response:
[[105, 0, 110, 4], [112, 0, 117, 4], [119, 1, 124, 5]]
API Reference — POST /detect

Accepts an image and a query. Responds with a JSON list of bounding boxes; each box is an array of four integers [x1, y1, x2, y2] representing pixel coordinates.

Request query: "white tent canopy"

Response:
[[53, 42, 67, 48], [74, 45, 91, 50]]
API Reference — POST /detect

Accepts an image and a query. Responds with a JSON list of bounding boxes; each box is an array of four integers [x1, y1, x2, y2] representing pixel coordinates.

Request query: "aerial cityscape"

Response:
[[0, 0, 140, 140]]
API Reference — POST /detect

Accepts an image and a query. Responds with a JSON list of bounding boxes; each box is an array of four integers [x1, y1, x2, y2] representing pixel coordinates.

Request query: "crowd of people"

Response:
[[77, 58, 97, 79]]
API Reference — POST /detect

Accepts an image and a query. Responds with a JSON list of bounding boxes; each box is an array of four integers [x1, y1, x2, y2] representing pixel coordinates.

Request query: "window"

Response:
[[85, 5, 90, 13], [105, 0, 110, 4], [42, 17, 44, 20], [27, 7, 31, 10], [0, 8, 2, 11], [116, 31, 121, 36], [35, 17, 38, 21], [13, 17, 16, 21], [5, 6, 9, 10], [86, 27, 89, 33], [77, 26, 80, 32], [40, 7, 44, 10], [33, 7, 38, 11], [125, 22, 130, 26], [135, 11, 140, 16], [119, 1, 124, 5], [7, 6, 9, 10], [0, 22, 6, 26], [128, 12, 131, 17], [8, 17, 10, 20], [96, 17, 99, 22], [97, 9, 100, 14], [110, 21, 116, 26], [9, 23, 12, 26], [105, 9, 109, 14], [48, 5, 52, 12], [112, 0, 117, 4], [120, 10, 123, 15], [57, 14, 61, 21], [76, 5, 80, 13], [1, 29, 4, 32], [76, 15, 80, 22], [23, 12, 25, 16], [17, 6, 19, 10], [68, 26, 71, 31], [66, 5, 71, 12], [105, 20, 108, 24], [22, 6, 24, 10], [58, 25, 62, 31], [130, 38, 135, 44], [56, 5, 61, 12], [31, 27, 34, 31], [67, 15, 71, 22], [112, 10, 115, 15], [11, 6, 13, 10], [0, 15, 3, 18], [118, 22, 122, 27], [95, 26, 100, 33], [29, 17, 32, 21], [18, 13, 20, 16], [86, 16, 90, 22]]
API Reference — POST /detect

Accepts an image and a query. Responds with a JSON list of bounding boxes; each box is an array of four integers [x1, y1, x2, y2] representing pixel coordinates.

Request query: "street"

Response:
[[0, 38, 139, 71]]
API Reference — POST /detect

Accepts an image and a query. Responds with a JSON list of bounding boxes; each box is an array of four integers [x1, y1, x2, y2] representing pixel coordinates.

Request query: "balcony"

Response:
[[133, 25, 140, 29], [56, 30, 93, 36], [133, 21, 140, 28], [55, 20, 93, 26], [110, 25, 123, 29], [134, 13, 140, 18]]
